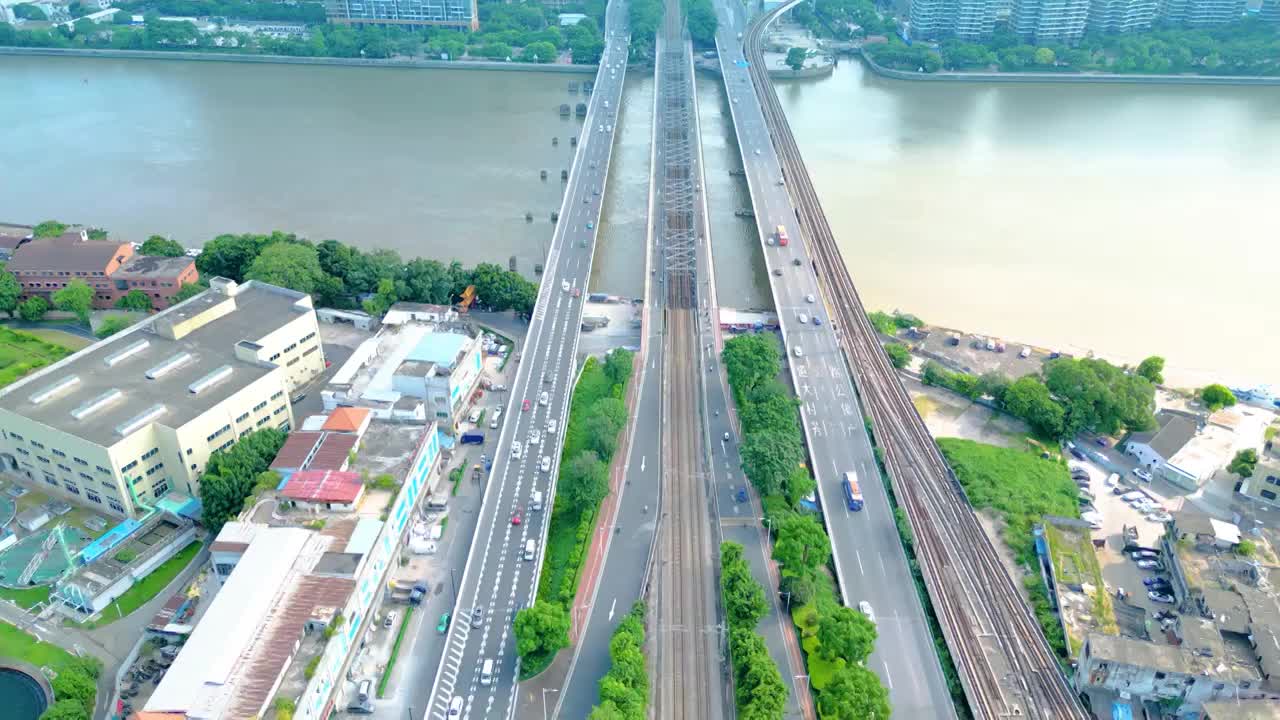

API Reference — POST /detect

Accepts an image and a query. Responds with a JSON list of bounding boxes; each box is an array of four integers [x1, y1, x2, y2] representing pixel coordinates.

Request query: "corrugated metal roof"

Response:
[[281, 470, 363, 505], [269, 432, 325, 470], [308, 433, 358, 471]]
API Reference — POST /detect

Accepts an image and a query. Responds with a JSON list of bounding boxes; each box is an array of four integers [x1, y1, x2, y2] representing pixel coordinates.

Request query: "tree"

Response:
[[51, 668, 96, 716], [95, 315, 134, 338], [1002, 376, 1065, 439], [772, 514, 831, 572], [786, 46, 807, 71], [523, 40, 557, 63], [818, 664, 891, 720], [173, 282, 206, 303], [817, 605, 877, 664], [783, 467, 816, 506], [514, 600, 570, 668], [720, 542, 768, 630], [0, 270, 20, 318], [883, 342, 910, 369], [198, 428, 288, 530], [780, 572, 816, 606], [560, 451, 609, 510], [33, 220, 68, 238], [684, 0, 717, 46], [245, 242, 326, 295], [361, 278, 398, 316], [139, 235, 185, 256], [18, 296, 49, 322], [53, 279, 94, 324], [1200, 384, 1236, 411], [1228, 449, 1258, 478], [1136, 356, 1165, 385], [1043, 357, 1156, 436], [740, 430, 804, 496], [114, 289, 153, 312], [723, 334, 780, 403], [603, 349, 634, 389], [571, 35, 604, 64], [39, 699, 89, 720], [583, 408, 623, 458], [1034, 47, 1056, 65]]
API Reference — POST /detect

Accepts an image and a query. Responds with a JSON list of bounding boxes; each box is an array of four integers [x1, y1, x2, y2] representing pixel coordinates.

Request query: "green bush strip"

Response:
[[536, 350, 634, 611], [514, 600, 570, 680], [91, 541, 201, 626], [197, 428, 288, 531], [0, 326, 72, 389], [0, 584, 53, 609], [721, 542, 788, 718], [589, 602, 648, 718], [377, 606, 414, 698]]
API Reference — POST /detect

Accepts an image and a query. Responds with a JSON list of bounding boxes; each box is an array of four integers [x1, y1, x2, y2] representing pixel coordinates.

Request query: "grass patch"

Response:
[[0, 326, 72, 388], [10, 327, 92, 351], [0, 584, 52, 609], [936, 438, 1079, 565], [90, 541, 201, 626], [377, 606, 414, 698], [0, 619, 81, 669]]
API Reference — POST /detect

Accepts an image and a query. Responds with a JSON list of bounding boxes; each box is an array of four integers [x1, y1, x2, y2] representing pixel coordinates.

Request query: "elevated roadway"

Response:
[[711, 1, 954, 717], [730, 2, 1091, 718], [420, 5, 630, 718]]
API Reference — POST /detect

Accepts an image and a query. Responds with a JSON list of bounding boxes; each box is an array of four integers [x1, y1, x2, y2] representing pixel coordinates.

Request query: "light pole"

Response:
[[542, 687, 559, 720], [449, 567, 458, 605]]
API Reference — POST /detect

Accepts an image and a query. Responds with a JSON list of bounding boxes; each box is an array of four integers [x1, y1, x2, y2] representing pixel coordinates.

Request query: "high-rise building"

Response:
[[323, 0, 479, 30], [1262, 0, 1280, 23], [909, 0, 998, 39], [1088, 0, 1159, 32], [1011, 0, 1091, 43], [1160, 0, 1246, 26], [0, 278, 326, 518]]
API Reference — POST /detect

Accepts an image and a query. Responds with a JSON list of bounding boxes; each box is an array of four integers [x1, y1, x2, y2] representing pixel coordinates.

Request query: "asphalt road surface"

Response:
[[419, 8, 632, 719], [711, 2, 956, 716]]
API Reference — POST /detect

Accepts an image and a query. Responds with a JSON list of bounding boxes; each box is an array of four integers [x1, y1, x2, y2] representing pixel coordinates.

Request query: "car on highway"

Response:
[[471, 606, 484, 628], [383, 610, 396, 628], [547, 418, 558, 434], [511, 441, 522, 458], [511, 507, 522, 525], [793, 346, 803, 358], [1134, 468, 1153, 483], [805, 294, 815, 303], [529, 430, 540, 446], [437, 613, 451, 634], [813, 316, 822, 326], [858, 601, 875, 623], [448, 696, 464, 716], [539, 391, 549, 406], [562, 280, 570, 292], [572, 287, 582, 297], [798, 313, 808, 323], [792, 258, 801, 266], [540, 456, 552, 473], [754, 149, 761, 155], [772, 268, 782, 276], [1130, 549, 1159, 560], [723, 431, 730, 442], [766, 236, 775, 246], [586, 221, 594, 230], [522, 399, 531, 412], [1148, 591, 1175, 604]]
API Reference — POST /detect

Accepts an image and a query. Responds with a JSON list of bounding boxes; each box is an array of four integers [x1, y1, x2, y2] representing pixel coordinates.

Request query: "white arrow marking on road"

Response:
[[641, 455, 646, 472], [608, 597, 617, 621]]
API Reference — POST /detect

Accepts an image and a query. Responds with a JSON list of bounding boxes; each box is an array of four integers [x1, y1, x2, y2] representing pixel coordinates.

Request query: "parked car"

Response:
[[1144, 576, 1170, 587], [1070, 448, 1086, 461], [437, 613, 451, 634], [384, 611, 396, 629], [1148, 591, 1176, 604], [1148, 512, 1173, 523], [1130, 549, 1160, 560], [1133, 468, 1153, 483], [1137, 559, 1165, 571]]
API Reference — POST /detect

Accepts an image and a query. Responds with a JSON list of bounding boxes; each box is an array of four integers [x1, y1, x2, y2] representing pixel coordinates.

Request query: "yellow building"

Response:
[[0, 278, 326, 517]]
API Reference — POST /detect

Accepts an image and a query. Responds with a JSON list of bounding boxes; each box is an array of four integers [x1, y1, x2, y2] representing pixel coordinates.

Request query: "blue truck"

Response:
[[460, 431, 485, 445]]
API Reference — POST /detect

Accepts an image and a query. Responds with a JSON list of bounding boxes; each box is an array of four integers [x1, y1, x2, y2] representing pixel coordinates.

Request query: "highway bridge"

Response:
[[731, 2, 1091, 718]]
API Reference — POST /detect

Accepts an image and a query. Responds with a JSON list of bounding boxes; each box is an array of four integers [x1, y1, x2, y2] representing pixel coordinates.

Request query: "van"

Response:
[[531, 490, 544, 511], [523, 539, 536, 561], [357, 679, 372, 703], [480, 659, 494, 686], [490, 408, 503, 429]]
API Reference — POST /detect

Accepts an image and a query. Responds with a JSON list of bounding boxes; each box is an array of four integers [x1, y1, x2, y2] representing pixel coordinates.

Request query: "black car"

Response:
[[1070, 448, 1087, 461]]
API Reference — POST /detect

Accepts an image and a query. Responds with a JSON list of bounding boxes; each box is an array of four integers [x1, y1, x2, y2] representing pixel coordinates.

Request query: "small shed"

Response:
[[17, 507, 51, 532]]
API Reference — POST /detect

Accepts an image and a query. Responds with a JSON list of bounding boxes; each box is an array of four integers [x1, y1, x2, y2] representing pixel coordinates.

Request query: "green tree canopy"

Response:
[[723, 333, 781, 404], [1200, 384, 1237, 411], [523, 40, 557, 62], [0, 270, 20, 318], [1136, 356, 1165, 385], [198, 428, 287, 530], [18, 296, 49, 322], [96, 315, 135, 339], [1001, 376, 1065, 439], [139, 235, 186, 256], [818, 664, 891, 720], [683, 0, 717, 46], [514, 600, 570, 670], [173, 282, 207, 303], [560, 451, 609, 510], [773, 514, 832, 572], [740, 430, 804, 496], [720, 542, 767, 630], [884, 342, 910, 369], [1042, 357, 1156, 436], [115, 289, 153, 312], [786, 46, 807, 71], [1229, 449, 1258, 478], [53, 279, 94, 324], [245, 241, 327, 294], [39, 699, 89, 720], [51, 668, 97, 716], [817, 604, 877, 664], [33, 220, 66, 237]]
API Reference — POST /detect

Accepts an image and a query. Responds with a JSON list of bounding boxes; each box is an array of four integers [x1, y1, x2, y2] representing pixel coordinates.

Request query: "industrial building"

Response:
[[322, 0, 479, 30], [0, 278, 325, 518], [321, 308, 485, 426]]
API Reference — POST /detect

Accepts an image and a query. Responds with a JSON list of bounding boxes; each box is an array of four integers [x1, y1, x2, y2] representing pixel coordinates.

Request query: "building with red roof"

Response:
[[322, 407, 371, 437], [281, 470, 365, 511]]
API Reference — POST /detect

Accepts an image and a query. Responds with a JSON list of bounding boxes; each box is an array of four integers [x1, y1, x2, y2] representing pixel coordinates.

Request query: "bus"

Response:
[[842, 472, 864, 512], [775, 225, 789, 246]]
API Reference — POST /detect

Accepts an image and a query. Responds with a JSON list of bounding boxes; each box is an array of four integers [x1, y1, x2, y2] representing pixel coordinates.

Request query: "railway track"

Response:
[[654, 309, 719, 720], [742, 8, 1089, 720]]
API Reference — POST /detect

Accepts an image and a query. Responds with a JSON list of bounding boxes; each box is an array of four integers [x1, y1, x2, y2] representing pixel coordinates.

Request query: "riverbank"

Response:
[[859, 49, 1280, 86], [0, 46, 599, 73]]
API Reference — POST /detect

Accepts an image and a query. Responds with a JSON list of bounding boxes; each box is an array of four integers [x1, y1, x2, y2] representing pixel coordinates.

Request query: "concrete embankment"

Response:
[[859, 50, 1280, 86], [0, 46, 598, 73]]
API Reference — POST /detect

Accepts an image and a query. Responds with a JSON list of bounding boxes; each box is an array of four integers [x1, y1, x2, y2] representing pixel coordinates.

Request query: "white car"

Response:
[[798, 313, 808, 324], [1148, 512, 1173, 523], [511, 441, 522, 459], [793, 346, 803, 358], [1120, 491, 1145, 502], [1133, 468, 1153, 483], [539, 391, 549, 406], [562, 280, 570, 292], [528, 430, 541, 446], [540, 456, 552, 473], [858, 601, 875, 623], [547, 418, 558, 434], [805, 294, 815, 304]]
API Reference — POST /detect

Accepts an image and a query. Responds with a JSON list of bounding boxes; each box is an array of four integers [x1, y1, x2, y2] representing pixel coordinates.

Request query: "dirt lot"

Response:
[[906, 376, 1031, 449]]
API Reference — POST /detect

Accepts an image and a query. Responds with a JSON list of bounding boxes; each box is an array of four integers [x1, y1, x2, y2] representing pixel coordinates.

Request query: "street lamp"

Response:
[[542, 688, 559, 720], [449, 567, 458, 605]]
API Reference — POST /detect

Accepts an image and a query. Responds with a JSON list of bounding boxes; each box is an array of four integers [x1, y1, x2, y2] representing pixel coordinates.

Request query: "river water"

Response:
[[1, 54, 1277, 387]]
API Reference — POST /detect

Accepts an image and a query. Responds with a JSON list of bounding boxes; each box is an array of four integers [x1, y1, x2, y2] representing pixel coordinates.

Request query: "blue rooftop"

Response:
[[407, 332, 469, 369]]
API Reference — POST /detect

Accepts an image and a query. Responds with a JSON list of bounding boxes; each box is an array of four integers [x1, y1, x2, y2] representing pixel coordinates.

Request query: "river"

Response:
[[1, 54, 1277, 387]]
